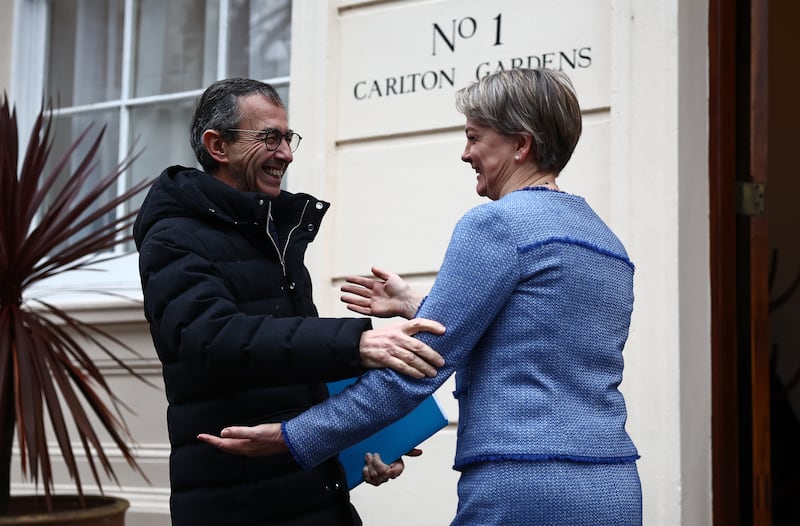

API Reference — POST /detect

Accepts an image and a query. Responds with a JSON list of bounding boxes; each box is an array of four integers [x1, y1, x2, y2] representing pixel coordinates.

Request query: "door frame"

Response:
[[709, 0, 770, 523], [708, 1, 740, 523]]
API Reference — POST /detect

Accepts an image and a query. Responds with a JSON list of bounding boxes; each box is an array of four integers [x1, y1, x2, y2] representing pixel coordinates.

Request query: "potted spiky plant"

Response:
[[0, 96, 152, 524]]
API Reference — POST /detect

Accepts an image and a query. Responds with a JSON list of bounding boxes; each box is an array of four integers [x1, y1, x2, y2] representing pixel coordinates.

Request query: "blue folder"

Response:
[[327, 377, 448, 489]]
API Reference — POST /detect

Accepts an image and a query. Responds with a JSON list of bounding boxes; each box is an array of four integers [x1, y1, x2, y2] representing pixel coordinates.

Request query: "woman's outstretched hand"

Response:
[[341, 266, 425, 319], [198, 423, 287, 456]]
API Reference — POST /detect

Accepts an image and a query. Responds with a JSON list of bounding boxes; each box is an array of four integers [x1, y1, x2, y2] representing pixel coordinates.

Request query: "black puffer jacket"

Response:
[[133, 166, 369, 526]]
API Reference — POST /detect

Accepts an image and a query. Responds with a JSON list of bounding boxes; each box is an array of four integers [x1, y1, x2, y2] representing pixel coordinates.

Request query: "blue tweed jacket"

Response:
[[284, 187, 639, 471]]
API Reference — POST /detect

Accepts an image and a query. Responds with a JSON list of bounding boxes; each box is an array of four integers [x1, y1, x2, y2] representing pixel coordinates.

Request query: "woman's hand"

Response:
[[362, 449, 422, 486], [197, 423, 287, 456], [341, 266, 425, 319]]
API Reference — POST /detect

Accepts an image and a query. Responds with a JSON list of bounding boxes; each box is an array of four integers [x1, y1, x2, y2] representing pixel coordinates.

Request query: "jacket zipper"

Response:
[[266, 200, 310, 289]]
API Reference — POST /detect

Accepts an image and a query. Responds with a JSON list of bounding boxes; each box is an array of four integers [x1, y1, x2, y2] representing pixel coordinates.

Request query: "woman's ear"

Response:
[[515, 133, 535, 162], [202, 129, 228, 164]]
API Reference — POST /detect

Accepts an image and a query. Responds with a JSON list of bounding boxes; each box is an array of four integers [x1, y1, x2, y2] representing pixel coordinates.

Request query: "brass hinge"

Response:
[[736, 181, 766, 216]]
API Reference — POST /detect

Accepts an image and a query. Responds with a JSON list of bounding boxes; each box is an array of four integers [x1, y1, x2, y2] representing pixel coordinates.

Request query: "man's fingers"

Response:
[[392, 335, 444, 369], [359, 322, 444, 377], [404, 318, 446, 336], [383, 335, 444, 376], [386, 358, 425, 379], [405, 357, 435, 378], [407, 343, 445, 368]]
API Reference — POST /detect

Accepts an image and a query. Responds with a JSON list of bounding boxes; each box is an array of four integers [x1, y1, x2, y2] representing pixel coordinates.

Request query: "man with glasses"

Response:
[[133, 78, 445, 526]]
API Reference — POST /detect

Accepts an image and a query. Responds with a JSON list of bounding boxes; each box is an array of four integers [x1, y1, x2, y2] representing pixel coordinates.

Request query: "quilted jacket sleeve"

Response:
[[139, 222, 369, 386]]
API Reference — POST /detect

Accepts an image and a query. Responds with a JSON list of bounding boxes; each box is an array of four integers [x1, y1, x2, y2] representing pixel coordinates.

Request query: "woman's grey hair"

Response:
[[190, 78, 284, 173], [455, 68, 582, 173]]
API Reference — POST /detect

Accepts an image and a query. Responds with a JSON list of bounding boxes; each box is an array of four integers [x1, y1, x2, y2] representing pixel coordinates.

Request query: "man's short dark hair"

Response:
[[190, 78, 284, 173]]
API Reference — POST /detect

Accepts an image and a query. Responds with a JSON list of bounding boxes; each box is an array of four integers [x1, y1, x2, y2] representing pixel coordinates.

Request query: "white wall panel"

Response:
[[336, 0, 610, 140], [331, 132, 481, 276]]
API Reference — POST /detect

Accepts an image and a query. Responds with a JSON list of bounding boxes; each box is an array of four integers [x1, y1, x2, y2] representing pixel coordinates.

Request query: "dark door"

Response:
[[709, 0, 770, 523], [711, 0, 800, 524]]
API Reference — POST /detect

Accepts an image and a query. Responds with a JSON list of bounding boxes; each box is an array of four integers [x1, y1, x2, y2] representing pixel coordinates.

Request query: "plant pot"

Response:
[[0, 495, 129, 525]]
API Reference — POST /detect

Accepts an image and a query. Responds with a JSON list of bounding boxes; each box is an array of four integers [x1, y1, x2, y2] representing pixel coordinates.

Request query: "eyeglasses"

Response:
[[227, 128, 302, 152]]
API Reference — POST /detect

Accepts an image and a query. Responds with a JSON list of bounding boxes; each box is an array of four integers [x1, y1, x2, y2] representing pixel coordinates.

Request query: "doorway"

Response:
[[710, 0, 800, 524]]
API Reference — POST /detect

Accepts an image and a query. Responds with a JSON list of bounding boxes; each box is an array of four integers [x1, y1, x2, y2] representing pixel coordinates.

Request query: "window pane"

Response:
[[127, 99, 198, 213], [275, 85, 289, 107], [133, 0, 220, 97], [227, 0, 291, 80], [44, 111, 121, 240], [47, 0, 124, 106]]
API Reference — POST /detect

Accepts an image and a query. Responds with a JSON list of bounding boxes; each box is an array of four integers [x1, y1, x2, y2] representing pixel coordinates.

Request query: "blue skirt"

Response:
[[451, 460, 641, 526]]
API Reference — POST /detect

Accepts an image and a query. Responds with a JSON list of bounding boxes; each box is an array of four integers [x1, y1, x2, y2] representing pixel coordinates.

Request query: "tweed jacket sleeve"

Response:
[[283, 203, 517, 469]]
